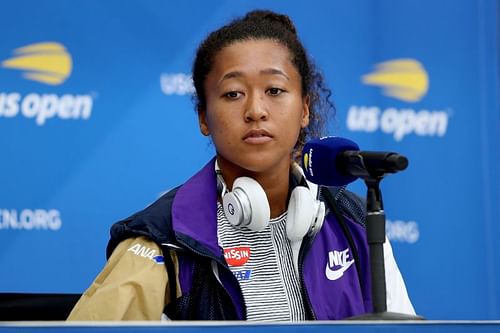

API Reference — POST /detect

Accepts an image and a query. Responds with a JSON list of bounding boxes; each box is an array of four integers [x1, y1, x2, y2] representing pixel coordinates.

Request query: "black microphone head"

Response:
[[386, 153, 409, 171], [302, 136, 359, 186]]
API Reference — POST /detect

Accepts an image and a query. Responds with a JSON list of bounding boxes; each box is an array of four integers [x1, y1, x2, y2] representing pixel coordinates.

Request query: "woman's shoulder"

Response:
[[107, 186, 181, 259]]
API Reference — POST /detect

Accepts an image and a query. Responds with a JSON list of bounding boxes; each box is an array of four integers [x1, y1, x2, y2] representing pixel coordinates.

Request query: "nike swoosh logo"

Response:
[[325, 260, 355, 281]]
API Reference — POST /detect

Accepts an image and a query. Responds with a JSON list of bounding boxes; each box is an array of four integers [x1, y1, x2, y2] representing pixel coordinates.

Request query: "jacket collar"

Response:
[[171, 158, 322, 256], [171, 158, 222, 258]]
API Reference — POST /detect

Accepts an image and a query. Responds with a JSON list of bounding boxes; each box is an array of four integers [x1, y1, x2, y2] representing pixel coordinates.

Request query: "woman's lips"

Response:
[[243, 129, 273, 144]]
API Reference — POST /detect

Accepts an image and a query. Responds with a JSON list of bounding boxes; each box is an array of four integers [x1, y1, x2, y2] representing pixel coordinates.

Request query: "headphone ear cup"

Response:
[[222, 177, 270, 231], [286, 186, 316, 242]]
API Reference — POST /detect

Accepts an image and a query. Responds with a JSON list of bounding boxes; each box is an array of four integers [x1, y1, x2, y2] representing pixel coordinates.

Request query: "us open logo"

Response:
[[347, 58, 451, 141], [0, 41, 95, 126]]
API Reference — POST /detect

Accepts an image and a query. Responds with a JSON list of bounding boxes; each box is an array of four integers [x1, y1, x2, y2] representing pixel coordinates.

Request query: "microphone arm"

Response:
[[347, 153, 423, 320], [364, 176, 388, 314]]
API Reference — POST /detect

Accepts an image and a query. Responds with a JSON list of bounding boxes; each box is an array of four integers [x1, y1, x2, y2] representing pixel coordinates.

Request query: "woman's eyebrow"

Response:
[[217, 71, 243, 86], [219, 68, 290, 85], [260, 68, 289, 80]]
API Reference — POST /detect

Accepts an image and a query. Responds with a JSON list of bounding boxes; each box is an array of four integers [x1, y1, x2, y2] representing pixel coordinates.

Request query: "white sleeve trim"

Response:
[[384, 238, 416, 315]]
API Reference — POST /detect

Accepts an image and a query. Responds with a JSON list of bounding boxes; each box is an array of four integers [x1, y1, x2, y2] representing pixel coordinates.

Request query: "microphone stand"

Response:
[[344, 154, 424, 320]]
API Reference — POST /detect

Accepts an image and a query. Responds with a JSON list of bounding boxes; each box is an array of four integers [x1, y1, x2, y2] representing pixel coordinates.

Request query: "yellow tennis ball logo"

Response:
[[303, 153, 309, 169], [362, 59, 429, 102], [2, 42, 72, 85]]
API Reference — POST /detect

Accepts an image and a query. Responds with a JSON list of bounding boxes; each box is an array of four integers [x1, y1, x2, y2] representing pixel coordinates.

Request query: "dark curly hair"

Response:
[[192, 10, 334, 160]]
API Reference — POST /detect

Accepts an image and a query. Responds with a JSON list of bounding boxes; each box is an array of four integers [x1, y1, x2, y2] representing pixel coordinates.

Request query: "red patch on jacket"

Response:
[[223, 247, 250, 266]]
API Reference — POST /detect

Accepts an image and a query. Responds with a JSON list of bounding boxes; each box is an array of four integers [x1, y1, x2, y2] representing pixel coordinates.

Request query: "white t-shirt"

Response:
[[217, 202, 306, 321]]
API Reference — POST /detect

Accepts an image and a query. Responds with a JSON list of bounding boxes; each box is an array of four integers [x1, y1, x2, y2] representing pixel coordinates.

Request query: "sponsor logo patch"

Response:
[[233, 269, 252, 281], [325, 248, 355, 281], [224, 246, 250, 266], [127, 243, 164, 265]]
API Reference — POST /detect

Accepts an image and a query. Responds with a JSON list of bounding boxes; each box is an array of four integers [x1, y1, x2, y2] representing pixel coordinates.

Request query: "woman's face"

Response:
[[199, 39, 309, 176]]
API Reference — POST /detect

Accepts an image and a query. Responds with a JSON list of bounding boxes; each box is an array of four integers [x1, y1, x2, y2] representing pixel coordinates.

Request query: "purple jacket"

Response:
[[109, 158, 373, 320]]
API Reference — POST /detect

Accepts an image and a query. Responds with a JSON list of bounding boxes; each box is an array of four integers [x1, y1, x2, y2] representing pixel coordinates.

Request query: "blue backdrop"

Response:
[[0, 0, 498, 320]]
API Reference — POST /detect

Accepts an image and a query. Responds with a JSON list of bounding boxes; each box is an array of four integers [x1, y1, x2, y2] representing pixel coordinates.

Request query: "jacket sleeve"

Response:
[[67, 236, 176, 321], [384, 238, 416, 315]]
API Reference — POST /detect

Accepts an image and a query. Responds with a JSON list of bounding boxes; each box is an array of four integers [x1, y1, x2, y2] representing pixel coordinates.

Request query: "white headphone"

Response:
[[216, 161, 326, 271]]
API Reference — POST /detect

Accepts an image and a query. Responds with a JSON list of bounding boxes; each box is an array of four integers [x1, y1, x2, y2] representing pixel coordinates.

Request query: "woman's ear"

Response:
[[300, 95, 310, 128], [198, 108, 210, 136]]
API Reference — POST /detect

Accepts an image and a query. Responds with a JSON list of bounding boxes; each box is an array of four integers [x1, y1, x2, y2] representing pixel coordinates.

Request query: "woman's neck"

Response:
[[217, 157, 291, 218]]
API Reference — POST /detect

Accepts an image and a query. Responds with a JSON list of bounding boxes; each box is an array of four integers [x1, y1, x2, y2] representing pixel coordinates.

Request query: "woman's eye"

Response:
[[224, 91, 241, 99], [267, 88, 284, 96]]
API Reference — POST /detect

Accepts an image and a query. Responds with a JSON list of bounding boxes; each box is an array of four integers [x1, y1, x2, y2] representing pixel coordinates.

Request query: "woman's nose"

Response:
[[244, 93, 269, 122]]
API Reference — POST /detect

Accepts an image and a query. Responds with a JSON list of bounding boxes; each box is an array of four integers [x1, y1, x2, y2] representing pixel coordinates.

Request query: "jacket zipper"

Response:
[[298, 185, 338, 320], [176, 236, 246, 320], [298, 233, 317, 320]]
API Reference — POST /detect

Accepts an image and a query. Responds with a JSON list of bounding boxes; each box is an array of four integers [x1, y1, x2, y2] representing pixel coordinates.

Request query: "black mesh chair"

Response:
[[0, 293, 81, 321]]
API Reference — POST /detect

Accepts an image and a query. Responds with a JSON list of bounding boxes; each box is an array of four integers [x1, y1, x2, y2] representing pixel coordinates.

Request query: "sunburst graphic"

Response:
[[362, 59, 429, 102], [2, 42, 72, 85]]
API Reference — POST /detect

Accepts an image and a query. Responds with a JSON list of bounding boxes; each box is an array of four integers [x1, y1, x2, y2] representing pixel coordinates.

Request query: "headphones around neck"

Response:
[[215, 161, 326, 270]]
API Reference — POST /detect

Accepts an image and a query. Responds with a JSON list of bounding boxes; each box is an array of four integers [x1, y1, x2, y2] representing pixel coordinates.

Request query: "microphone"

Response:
[[302, 136, 408, 186]]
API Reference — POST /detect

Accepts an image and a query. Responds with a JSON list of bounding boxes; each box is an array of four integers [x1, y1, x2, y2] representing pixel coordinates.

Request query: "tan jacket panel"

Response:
[[67, 236, 178, 321]]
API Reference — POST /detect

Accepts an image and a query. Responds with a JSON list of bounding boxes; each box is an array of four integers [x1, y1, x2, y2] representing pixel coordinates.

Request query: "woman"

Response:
[[68, 9, 415, 321]]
